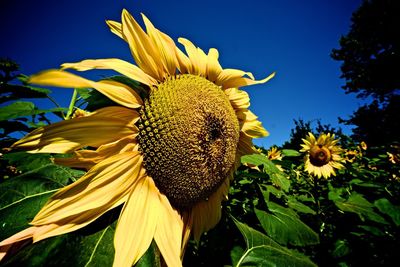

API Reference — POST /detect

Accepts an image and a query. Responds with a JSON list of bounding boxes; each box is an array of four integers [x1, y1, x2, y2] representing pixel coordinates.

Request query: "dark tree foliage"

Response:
[[339, 95, 400, 147], [282, 119, 344, 149], [331, 0, 400, 103], [332, 0, 400, 146]]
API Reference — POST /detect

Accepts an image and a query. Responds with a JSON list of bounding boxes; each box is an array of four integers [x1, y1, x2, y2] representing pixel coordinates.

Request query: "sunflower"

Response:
[[267, 146, 283, 161], [344, 149, 360, 163], [300, 132, 343, 178], [0, 10, 274, 267]]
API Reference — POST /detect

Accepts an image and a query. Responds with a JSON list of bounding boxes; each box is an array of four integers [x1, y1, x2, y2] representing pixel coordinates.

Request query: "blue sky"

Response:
[[1, 0, 364, 148]]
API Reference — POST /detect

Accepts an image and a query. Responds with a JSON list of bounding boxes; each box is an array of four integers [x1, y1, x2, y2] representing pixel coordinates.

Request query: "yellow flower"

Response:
[[0, 10, 274, 267], [267, 146, 283, 161], [300, 132, 344, 179], [360, 141, 367, 150], [344, 149, 360, 163]]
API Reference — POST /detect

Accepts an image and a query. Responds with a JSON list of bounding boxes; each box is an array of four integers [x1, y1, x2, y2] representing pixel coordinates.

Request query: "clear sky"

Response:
[[1, 0, 365, 148]]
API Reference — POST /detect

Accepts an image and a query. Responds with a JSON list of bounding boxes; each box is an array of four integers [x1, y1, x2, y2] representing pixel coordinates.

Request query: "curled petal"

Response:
[[222, 72, 276, 89], [12, 116, 136, 153], [61, 58, 157, 86], [29, 69, 143, 108]]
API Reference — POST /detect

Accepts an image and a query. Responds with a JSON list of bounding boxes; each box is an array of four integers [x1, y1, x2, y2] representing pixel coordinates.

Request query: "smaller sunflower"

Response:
[[360, 141, 367, 151], [267, 147, 283, 161], [344, 149, 360, 163], [300, 132, 344, 178]]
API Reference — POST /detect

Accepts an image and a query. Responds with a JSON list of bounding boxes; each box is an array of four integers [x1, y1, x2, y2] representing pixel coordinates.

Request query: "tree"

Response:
[[331, 0, 400, 103], [332, 0, 400, 146]]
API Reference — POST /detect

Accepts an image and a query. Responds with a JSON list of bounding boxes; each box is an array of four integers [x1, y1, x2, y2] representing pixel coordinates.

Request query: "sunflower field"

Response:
[[1, 58, 399, 267]]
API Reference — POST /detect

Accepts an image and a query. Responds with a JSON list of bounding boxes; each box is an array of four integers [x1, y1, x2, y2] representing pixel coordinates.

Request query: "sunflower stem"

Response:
[[65, 89, 78, 120]]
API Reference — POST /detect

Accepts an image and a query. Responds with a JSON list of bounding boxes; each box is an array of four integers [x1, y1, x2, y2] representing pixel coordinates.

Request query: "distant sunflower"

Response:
[[344, 149, 360, 163], [300, 132, 343, 178], [267, 147, 283, 161], [0, 10, 274, 267]]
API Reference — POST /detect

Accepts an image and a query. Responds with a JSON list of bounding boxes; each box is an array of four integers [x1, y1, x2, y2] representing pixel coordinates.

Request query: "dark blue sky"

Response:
[[1, 0, 364, 148]]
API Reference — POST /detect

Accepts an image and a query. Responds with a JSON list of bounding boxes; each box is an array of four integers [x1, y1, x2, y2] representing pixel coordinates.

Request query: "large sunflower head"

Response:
[[0, 10, 274, 267], [300, 132, 344, 178]]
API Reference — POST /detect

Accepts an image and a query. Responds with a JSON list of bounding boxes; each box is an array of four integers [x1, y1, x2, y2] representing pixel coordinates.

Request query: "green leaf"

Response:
[[358, 225, 384, 236], [287, 197, 316, 215], [232, 217, 317, 267], [329, 191, 388, 224], [241, 154, 290, 191], [241, 153, 269, 166], [230, 246, 245, 267], [3, 222, 117, 267], [281, 149, 301, 157], [255, 202, 319, 246], [349, 178, 382, 188], [374, 198, 400, 226], [332, 240, 350, 258], [0, 101, 35, 121], [136, 241, 161, 267], [0, 153, 84, 240]]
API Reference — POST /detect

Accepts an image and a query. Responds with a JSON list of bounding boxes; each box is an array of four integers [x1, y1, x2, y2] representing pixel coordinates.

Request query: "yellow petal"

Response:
[[237, 132, 257, 156], [54, 136, 138, 170], [12, 116, 136, 153], [236, 109, 268, 138], [121, 9, 161, 80], [142, 14, 178, 77], [32, 152, 144, 225], [154, 191, 183, 267], [178, 38, 207, 76], [191, 178, 229, 241], [222, 72, 276, 89], [61, 58, 157, 86], [206, 48, 222, 83], [215, 68, 254, 86], [90, 106, 140, 125], [106, 20, 123, 39], [175, 46, 192, 74], [224, 88, 250, 109], [113, 176, 159, 267], [29, 69, 143, 108]]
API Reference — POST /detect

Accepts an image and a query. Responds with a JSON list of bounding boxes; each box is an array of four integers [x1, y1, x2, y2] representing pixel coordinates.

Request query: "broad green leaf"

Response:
[[349, 178, 381, 188], [374, 198, 400, 226], [2, 222, 117, 267], [332, 240, 350, 258], [358, 225, 384, 236], [241, 153, 269, 166], [287, 198, 316, 215], [0, 101, 67, 121], [241, 154, 290, 191], [232, 217, 316, 267], [255, 202, 319, 246], [329, 190, 388, 224], [238, 245, 317, 267], [0, 153, 84, 240], [136, 241, 161, 267], [281, 149, 301, 157], [0, 101, 35, 121], [230, 246, 245, 267]]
